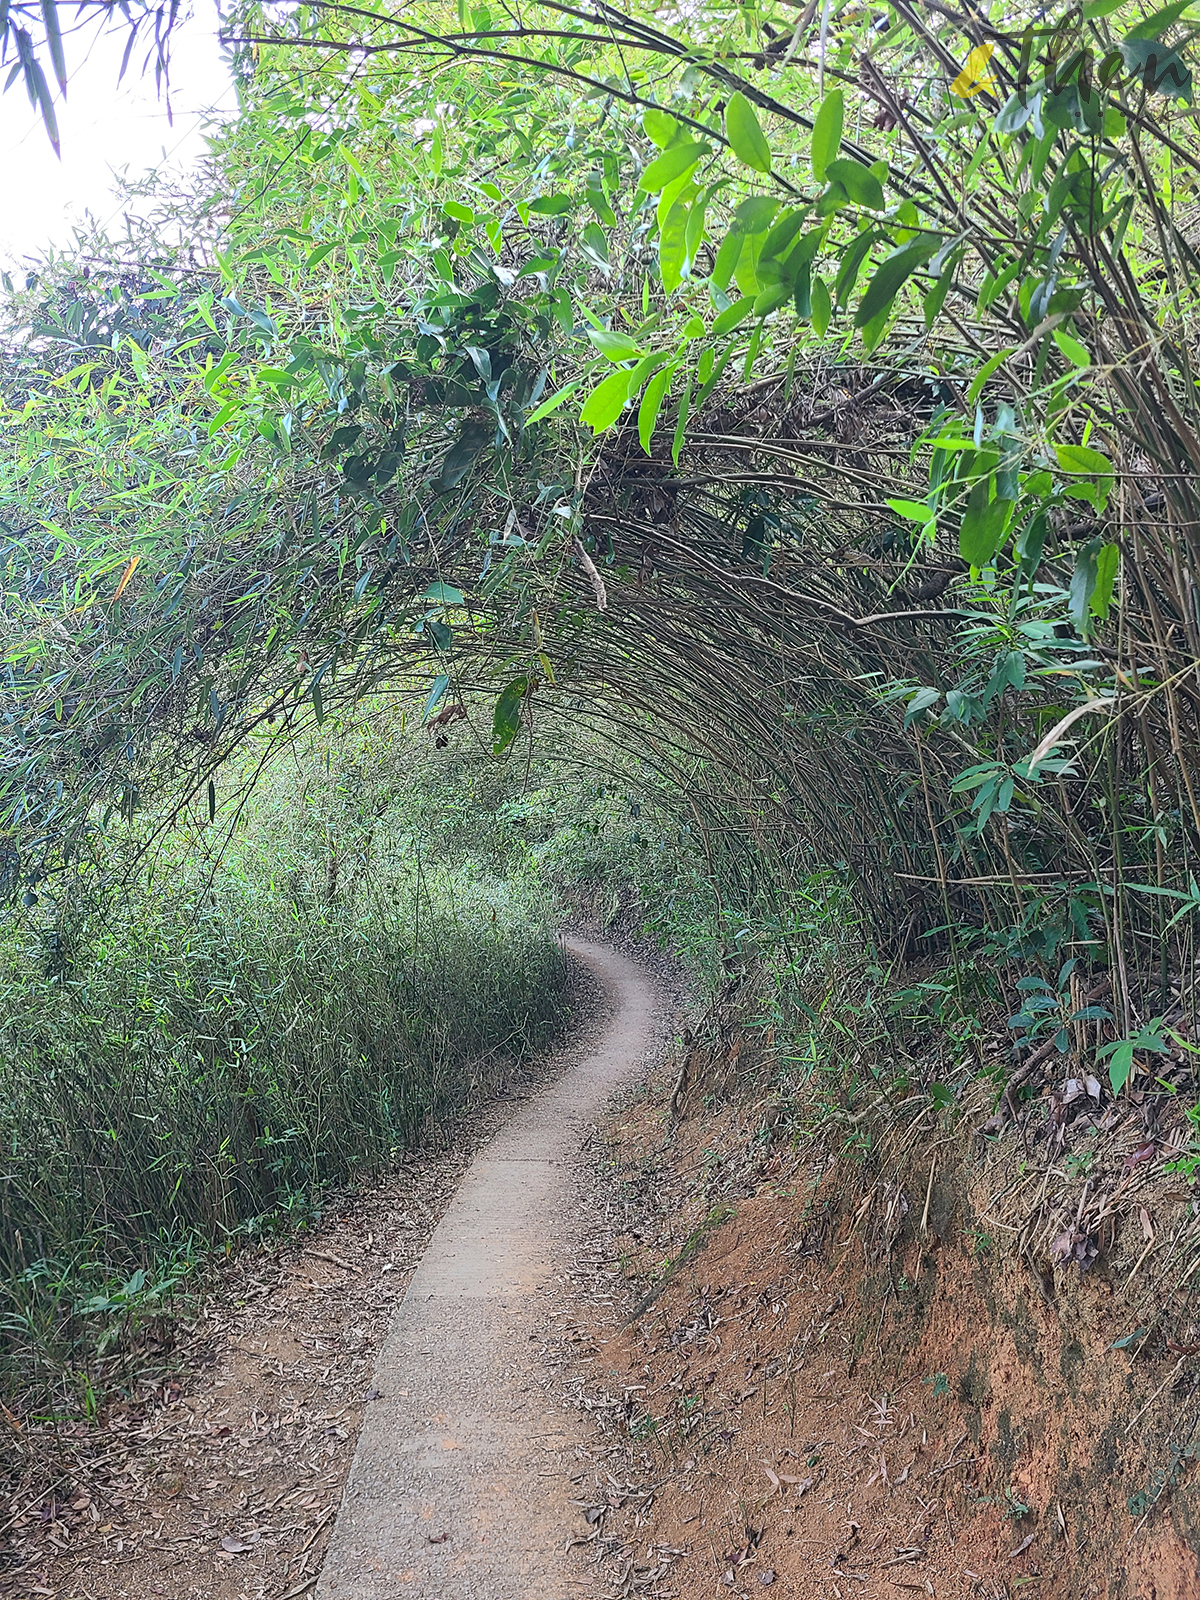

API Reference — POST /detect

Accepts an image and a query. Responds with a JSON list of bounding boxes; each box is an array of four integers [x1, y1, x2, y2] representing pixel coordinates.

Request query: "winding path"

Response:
[[315, 937, 659, 1599]]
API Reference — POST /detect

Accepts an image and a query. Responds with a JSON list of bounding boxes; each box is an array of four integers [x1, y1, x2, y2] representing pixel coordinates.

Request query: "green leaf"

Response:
[[587, 328, 643, 361], [854, 237, 939, 328], [528, 193, 572, 213], [423, 673, 450, 721], [440, 419, 494, 488], [672, 369, 693, 466], [725, 92, 773, 174], [1053, 327, 1091, 367], [811, 276, 831, 336], [493, 677, 529, 754], [660, 201, 690, 293], [639, 141, 709, 192], [580, 368, 634, 433], [1091, 542, 1120, 619], [835, 229, 878, 309], [1056, 443, 1114, 508], [811, 88, 844, 184], [1106, 1039, 1135, 1095], [711, 228, 744, 291], [1068, 542, 1100, 630], [824, 158, 885, 211], [1119, 35, 1193, 99], [733, 196, 779, 234], [1125, 1, 1194, 41], [712, 296, 756, 335], [888, 499, 932, 523], [525, 380, 582, 425], [580, 221, 610, 270], [638, 361, 677, 454], [959, 476, 1012, 566], [643, 106, 679, 148], [760, 208, 808, 263], [966, 346, 1016, 406], [422, 582, 466, 606], [1110, 1328, 1150, 1349], [753, 281, 792, 317]]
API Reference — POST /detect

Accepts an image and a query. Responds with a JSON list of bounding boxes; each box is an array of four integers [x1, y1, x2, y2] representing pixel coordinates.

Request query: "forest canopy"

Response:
[[1, 0, 1198, 1032]]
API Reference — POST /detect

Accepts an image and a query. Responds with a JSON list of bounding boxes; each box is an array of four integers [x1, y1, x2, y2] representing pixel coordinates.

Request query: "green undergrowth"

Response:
[[0, 715, 566, 1415]]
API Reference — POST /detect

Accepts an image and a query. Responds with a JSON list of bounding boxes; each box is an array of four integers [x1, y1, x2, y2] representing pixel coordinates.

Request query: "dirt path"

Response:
[[315, 937, 660, 1600]]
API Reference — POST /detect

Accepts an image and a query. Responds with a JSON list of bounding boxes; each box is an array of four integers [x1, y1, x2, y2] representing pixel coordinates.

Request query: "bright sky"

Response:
[[0, 2, 238, 269]]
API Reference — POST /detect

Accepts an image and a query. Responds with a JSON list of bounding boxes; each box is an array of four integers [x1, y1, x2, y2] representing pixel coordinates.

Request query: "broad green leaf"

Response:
[[760, 208, 807, 262], [639, 141, 709, 192], [854, 237, 940, 328], [580, 368, 634, 433], [639, 361, 678, 453], [587, 328, 643, 361], [753, 281, 792, 317], [733, 232, 764, 298], [734, 196, 779, 234], [725, 92, 773, 174], [711, 228, 744, 291], [643, 107, 679, 148], [824, 157, 885, 211], [672, 369, 693, 466], [811, 88, 843, 184], [493, 677, 529, 754], [1056, 443, 1114, 509], [1125, 1, 1194, 40], [423, 673, 450, 721], [580, 222, 610, 271], [1053, 327, 1091, 367], [440, 419, 494, 488], [811, 276, 831, 336], [660, 201, 690, 292], [422, 582, 466, 606], [1091, 542, 1120, 619], [835, 229, 878, 309], [526, 380, 582, 425], [685, 197, 709, 265], [528, 193, 572, 214], [888, 499, 932, 523], [712, 296, 756, 336], [959, 476, 1012, 566], [966, 346, 1016, 406]]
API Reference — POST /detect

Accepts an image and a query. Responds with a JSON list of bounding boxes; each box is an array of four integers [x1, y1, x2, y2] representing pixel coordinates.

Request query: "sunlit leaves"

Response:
[[580, 369, 633, 432], [724, 92, 772, 174], [810, 88, 843, 183], [640, 142, 710, 192]]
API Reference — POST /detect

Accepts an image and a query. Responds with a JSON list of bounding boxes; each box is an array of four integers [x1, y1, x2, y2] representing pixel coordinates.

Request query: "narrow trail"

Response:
[[315, 937, 660, 1600]]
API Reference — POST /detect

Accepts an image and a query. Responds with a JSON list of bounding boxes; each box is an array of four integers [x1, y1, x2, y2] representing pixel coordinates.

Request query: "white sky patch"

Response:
[[0, 2, 237, 269]]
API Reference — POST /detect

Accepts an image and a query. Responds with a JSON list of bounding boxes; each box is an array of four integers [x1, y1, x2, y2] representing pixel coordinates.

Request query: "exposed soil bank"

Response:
[[559, 1046, 1200, 1600]]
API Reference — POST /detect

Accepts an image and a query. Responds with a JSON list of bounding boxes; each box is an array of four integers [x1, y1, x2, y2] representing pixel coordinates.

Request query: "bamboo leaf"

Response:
[[811, 88, 843, 183], [724, 92, 772, 174]]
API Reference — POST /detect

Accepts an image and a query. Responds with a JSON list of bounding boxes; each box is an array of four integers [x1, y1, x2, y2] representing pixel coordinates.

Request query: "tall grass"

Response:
[[0, 730, 567, 1411]]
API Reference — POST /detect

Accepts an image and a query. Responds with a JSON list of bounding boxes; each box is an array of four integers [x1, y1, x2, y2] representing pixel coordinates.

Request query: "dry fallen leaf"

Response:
[[220, 1533, 259, 1553], [1010, 1532, 1036, 1557]]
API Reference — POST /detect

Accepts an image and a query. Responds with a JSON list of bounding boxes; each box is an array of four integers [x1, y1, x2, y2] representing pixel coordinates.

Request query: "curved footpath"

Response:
[[315, 937, 660, 1600]]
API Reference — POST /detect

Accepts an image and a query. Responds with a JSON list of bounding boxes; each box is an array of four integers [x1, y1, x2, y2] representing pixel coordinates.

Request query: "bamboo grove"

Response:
[[1, 0, 1199, 1068]]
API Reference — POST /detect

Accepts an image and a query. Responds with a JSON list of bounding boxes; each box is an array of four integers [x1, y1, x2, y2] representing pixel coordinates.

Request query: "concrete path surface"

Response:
[[315, 937, 659, 1599]]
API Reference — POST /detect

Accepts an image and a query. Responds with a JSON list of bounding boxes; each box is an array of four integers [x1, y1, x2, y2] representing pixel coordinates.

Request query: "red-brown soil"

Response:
[[562, 1068, 1200, 1600]]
